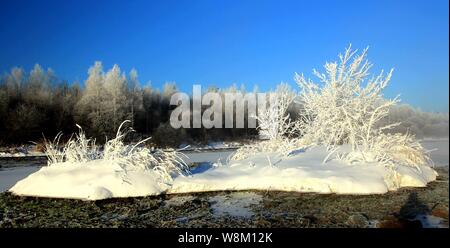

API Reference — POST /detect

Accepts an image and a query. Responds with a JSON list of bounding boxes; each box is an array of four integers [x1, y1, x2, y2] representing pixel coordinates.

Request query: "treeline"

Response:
[[0, 63, 448, 147], [0, 62, 258, 146]]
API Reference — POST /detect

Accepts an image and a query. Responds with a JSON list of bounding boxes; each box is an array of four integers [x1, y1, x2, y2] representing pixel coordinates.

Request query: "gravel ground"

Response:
[[0, 167, 447, 228]]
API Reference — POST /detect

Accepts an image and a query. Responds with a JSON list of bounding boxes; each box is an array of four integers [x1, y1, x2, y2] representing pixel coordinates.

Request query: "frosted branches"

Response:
[[255, 83, 298, 140], [44, 120, 189, 184], [295, 45, 432, 168], [230, 83, 305, 161], [295, 46, 396, 148]]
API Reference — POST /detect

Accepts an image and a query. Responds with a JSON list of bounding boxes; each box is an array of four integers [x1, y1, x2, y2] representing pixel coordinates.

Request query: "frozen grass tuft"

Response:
[[338, 132, 433, 169], [44, 120, 189, 184]]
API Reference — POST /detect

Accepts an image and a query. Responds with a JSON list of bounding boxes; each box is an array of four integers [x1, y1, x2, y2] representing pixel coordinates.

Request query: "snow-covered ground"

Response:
[[0, 145, 46, 157], [170, 146, 438, 195], [183, 150, 235, 164], [1, 139, 448, 199], [209, 192, 262, 218], [0, 141, 240, 158], [8, 160, 171, 200], [0, 151, 45, 157]]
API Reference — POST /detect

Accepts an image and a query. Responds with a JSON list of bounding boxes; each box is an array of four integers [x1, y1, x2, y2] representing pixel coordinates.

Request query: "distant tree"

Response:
[[75, 61, 107, 136], [142, 85, 154, 133], [128, 68, 143, 129], [103, 64, 129, 132], [53, 81, 81, 133], [5, 104, 45, 141], [153, 122, 188, 147], [23, 64, 52, 107]]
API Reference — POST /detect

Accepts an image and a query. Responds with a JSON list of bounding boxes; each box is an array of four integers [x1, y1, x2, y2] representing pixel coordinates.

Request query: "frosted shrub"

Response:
[[341, 132, 433, 169], [295, 45, 432, 168], [231, 84, 304, 161], [44, 120, 189, 183], [255, 83, 300, 140], [44, 126, 99, 165]]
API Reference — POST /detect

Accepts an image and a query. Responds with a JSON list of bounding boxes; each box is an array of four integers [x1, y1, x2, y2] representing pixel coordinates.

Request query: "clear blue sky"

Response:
[[0, 0, 448, 112]]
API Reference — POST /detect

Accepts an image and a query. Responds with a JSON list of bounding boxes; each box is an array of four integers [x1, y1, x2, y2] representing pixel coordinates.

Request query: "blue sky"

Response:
[[0, 0, 448, 112]]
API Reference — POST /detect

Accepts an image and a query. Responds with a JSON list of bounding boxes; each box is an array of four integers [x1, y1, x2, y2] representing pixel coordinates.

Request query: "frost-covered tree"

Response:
[[76, 62, 131, 137], [75, 61, 107, 136], [24, 64, 52, 107], [5, 67, 24, 100], [230, 83, 299, 161], [103, 64, 129, 132], [295, 47, 397, 148], [128, 68, 143, 128], [255, 83, 297, 140], [295, 46, 431, 167]]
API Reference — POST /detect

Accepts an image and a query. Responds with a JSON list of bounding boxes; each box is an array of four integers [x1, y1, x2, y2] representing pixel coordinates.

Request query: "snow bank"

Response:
[[9, 120, 189, 200], [9, 160, 170, 200], [9, 146, 438, 199], [8, 145, 438, 199], [170, 146, 437, 195]]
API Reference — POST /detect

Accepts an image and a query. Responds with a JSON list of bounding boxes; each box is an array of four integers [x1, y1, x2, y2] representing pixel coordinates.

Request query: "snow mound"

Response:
[[9, 120, 189, 200], [9, 160, 170, 200], [170, 146, 437, 195]]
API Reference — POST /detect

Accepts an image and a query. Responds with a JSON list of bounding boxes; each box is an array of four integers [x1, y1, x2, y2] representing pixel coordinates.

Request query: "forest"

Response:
[[0, 62, 448, 147], [0, 62, 260, 146]]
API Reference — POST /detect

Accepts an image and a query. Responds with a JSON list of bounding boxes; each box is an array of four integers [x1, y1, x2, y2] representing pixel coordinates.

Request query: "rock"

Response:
[[346, 213, 369, 227]]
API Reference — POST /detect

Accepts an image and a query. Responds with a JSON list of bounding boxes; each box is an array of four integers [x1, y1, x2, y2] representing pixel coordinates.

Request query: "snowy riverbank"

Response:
[[1, 168, 448, 228], [1, 139, 447, 199]]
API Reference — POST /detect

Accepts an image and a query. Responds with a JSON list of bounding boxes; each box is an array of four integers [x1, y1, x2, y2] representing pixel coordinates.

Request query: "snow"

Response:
[[0, 151, 45, 157], [3, 140, 446, 199], [9, 160, 171, 200], [209, 192, 262, 218], [183, 150, 234, 164], [0, 145, 46, 157], [169, 146, 438, 195]]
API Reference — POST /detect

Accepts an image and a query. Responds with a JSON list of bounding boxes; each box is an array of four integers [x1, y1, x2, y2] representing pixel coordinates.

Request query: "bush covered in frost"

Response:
[[232, 46, 433, 169], [44, 120, 189, 183]]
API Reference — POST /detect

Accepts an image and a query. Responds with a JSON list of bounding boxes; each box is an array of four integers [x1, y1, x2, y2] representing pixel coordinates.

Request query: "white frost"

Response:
[[170, 146, 437, 195], [9, 160, 170, 200]]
